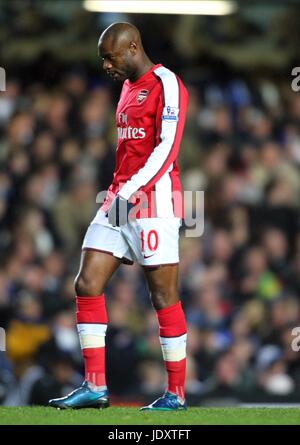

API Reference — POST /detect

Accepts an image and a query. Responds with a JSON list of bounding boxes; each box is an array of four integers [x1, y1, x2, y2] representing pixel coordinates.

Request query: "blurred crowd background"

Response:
[[1, 0, 300, 406]]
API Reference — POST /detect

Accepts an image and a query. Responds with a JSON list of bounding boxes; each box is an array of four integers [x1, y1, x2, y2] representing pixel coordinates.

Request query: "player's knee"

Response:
[[150, 287, 178, 310], [74, 273, 102, 296]]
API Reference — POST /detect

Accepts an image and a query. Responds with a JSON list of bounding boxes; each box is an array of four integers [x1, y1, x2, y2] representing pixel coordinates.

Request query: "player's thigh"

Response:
[[76, 249, 121, 291], [76, 215, 126, 295], [143, 263, 179, 309]]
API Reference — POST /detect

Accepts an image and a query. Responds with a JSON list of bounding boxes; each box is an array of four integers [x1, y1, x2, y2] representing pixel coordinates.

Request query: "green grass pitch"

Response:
[[0, 406, 300, 425]]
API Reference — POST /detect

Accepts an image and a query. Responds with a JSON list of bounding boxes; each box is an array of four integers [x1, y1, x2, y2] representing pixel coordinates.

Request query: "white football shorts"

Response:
[[82, 210, 181, 267]]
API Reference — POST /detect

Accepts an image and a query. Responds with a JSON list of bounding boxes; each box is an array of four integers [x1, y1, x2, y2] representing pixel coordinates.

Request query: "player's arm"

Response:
[[118, 71, 188, 201]]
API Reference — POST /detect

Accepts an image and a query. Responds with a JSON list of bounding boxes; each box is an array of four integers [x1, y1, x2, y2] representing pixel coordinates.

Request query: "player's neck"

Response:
[[129, 56, 154, 83]]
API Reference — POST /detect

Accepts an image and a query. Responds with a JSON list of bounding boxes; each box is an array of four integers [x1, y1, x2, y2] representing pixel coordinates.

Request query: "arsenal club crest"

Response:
[[136, 89, 149, 104]]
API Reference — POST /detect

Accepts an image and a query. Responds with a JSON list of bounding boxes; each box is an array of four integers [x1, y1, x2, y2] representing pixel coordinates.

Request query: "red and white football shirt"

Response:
[[100, 63, 188, 218]]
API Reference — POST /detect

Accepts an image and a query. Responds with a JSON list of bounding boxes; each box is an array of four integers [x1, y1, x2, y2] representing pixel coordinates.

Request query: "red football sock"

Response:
[[156, 301, 187, 399], [76, 294, 108, 387]]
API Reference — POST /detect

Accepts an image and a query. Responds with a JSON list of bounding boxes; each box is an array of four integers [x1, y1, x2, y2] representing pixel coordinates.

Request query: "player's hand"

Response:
[[107, 195, 134, 227]]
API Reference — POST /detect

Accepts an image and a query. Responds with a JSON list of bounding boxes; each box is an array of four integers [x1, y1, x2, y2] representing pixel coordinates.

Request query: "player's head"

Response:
[[98, 22, 144, 81]]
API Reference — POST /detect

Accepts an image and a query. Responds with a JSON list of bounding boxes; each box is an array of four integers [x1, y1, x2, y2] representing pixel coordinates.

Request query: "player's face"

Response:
[[98, 39, 135, 82]]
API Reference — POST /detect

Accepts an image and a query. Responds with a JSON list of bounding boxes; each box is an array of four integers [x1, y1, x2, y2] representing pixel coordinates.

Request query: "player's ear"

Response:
[[129, 41, 137, 55]]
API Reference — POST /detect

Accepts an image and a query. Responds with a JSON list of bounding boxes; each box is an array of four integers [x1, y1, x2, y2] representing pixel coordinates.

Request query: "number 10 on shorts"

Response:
[[140, 229, 159, 253]]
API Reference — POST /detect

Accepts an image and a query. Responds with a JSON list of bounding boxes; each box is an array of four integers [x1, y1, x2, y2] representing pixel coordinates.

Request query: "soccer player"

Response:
[[49, 22, 188, 411]]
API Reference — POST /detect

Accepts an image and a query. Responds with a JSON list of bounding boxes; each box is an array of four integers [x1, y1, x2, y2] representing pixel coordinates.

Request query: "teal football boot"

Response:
[[48, 381, 109, 409], [140, 392, 187, 411]]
